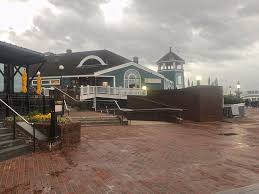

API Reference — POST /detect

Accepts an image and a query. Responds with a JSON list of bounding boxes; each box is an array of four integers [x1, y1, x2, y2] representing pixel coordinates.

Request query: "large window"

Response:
[[124, 69, 141, 88]]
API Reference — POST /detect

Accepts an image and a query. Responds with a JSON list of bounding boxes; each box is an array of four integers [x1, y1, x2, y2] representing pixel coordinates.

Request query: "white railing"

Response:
[[80, 86, 147, 100]]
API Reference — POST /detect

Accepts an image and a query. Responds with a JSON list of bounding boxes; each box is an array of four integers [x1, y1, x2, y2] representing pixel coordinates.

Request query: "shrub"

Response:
[[29, 113, 51, 123], [224, 95, 244, 104]]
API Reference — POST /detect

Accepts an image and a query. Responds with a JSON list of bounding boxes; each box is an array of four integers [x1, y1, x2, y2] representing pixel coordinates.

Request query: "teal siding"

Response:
[[102, 65, 164, 90], [159, 70, 184, 88]]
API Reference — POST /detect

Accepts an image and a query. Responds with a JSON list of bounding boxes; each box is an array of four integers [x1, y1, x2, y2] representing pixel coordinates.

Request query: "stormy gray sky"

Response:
[[1, 0, 259, 92]]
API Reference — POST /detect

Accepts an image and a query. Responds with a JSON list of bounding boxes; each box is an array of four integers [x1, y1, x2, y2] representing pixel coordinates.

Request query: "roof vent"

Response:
[[133, 56, 139, 64], [66, 49, 72, 54]]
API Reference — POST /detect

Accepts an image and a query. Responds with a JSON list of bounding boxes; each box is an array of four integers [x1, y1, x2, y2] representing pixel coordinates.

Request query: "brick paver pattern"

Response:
[[1, 109, 259, 193]]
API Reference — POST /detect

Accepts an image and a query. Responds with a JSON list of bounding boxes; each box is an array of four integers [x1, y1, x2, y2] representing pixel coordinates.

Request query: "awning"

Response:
[[0, 41, 45, 65]]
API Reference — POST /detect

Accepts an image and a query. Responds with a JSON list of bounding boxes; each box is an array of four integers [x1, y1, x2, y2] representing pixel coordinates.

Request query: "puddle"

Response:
[[218, 133, 238, 136]]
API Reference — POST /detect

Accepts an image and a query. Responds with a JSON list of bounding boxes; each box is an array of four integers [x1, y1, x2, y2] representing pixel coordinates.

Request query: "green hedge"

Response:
[[224, 95, 243, 104]]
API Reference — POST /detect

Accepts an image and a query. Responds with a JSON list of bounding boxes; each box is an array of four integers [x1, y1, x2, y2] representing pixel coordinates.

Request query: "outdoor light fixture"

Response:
[[59, 65, 64, 71], [196, 75, 202, 86], [236, 81, 241, 89], [59, 65, 64, 87], [236, 81, 241, 98], [142, 86, 147, 90], [37, 71, 40, 76]]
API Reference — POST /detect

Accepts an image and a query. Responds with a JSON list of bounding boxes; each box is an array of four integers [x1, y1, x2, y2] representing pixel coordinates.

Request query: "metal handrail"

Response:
[[63, 99, 70, 116], [0, 99, 33, 125], [53, 86, 79, 102], [0, 98, 36, 152]]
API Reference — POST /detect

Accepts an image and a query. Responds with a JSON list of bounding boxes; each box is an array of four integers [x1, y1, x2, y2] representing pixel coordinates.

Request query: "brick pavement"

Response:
[[1, 108, 259, 193]]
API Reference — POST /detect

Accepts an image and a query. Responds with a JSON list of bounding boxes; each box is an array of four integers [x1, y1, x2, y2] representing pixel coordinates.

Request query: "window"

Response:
[[177, 75, 182, 85], [42, 80, 50, 85], [82, 59, 102, 66], [124, 69, 141, 88], [32, 79, 60, 86], [177, 64, 183, 70]]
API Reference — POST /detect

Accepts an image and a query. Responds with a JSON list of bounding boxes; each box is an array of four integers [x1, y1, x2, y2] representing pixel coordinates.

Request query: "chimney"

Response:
[[169, 46, 172, 53], [66, 49, 72, 54], [133, 56, 139, 64]]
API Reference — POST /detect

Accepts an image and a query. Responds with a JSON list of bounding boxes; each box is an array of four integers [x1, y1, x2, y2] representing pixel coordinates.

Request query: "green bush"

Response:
[[224, 95, 244, 104]]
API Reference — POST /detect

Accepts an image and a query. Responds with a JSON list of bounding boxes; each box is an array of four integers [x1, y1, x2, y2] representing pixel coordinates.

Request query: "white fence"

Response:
[[80, 86, 147, 100]]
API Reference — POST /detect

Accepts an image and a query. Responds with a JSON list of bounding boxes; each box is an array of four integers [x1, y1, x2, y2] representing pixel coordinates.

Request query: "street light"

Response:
[[236, 81, 241, 98], [229, 86, 232, 95], [196, 75, 202, 86], [236, 81, 241, 89], [59, 65, 64, 88], [142, 86, 147, 91]]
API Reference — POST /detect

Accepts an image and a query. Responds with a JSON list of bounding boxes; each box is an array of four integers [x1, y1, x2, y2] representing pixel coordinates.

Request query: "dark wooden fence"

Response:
[[127, 86, 223, 122]]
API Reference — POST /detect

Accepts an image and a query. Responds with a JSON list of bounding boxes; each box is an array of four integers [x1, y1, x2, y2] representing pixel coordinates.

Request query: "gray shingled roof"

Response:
[[157, 48, 185, 63], [0, 41, 45, 65], [29, 49, 131, 77]]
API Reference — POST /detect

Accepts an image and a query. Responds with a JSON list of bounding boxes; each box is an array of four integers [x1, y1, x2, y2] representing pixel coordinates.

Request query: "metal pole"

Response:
[[33, 125, 36, 152], [26, 65, 30, 114], [13, 114, 16, 140], [94, 76, 97, 111], [42, 95, 46, 114]]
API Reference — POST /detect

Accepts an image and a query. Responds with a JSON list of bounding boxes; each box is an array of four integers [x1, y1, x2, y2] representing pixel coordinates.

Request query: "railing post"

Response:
[[80, 85, 84, 101], [13, 113, 16, 140], [108, 86, 111, 97], [32, 124, 36, 152], [87, 85, 90, 95], [42, 94, 46, 114]]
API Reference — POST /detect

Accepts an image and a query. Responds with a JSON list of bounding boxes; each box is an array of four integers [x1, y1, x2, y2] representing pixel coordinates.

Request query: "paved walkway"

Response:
[[1, 108, 259, 193], [216, 183, 259, 194]]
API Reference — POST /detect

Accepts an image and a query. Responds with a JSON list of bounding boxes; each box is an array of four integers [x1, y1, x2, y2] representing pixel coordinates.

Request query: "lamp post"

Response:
[[236, 81, 241, 98], [196, 75, 202, 86], [59, 65, 64, 88], [229, 86, 232, 95]]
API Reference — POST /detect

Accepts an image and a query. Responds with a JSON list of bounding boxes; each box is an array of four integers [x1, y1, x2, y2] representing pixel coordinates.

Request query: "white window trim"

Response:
[[124, 69, 141, 88], [32, 79, 60, 86], [76, 55, 107, 68]]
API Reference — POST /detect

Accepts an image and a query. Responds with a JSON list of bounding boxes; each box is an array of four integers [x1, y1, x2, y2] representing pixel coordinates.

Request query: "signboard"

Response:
[[55, 105, 63, 113], [144, 78, 161, 84]]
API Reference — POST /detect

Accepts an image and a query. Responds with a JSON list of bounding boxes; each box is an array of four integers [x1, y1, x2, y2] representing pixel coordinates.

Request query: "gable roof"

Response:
[[157, 48, 185, 64], [0, 41, 45, 65], [95, 62, 174, 83], [29, 49, 131, 77]]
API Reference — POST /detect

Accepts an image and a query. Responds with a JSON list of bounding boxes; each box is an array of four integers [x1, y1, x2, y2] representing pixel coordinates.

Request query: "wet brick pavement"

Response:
[[2, 109, 259, 193]]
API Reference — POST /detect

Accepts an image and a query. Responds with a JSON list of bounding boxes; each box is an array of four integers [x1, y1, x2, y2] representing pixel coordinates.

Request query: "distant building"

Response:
[[157, 47, 185, 89], [30, 49, 175, 100], [241, 90, 259, 101]]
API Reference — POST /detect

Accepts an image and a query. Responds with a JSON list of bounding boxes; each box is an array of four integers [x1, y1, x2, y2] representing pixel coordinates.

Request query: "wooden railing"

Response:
[[79, 86, 147, 100]]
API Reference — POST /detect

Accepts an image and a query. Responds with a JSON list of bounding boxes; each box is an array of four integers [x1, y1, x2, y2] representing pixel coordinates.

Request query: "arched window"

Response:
[[124, 69, 141, 88]]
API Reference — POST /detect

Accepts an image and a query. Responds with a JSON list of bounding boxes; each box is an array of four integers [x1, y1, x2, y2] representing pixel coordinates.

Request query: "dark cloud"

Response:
[[3, 0, 259, 90]]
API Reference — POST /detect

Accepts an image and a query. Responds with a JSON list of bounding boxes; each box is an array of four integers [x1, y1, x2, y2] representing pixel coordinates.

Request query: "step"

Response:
[[81, 123, 122, 127], [71, 116, 119, 121], [0, 144, 32, 162], [80, 120, 121, 123], [16, 122, 47, 141], [72, 117, 120, 121], [0, 133, 13, 141], [0, 139, 25, 150], [0, 127, 11, 134]]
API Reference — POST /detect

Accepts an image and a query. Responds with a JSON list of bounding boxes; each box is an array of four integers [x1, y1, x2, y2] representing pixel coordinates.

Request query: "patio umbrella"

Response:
[[36, 73, 42, 95], [21, 69, 27, 93]]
